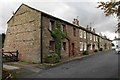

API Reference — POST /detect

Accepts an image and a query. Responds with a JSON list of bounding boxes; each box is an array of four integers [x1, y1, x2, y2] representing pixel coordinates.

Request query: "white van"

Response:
[[115, 47, 120, 54]]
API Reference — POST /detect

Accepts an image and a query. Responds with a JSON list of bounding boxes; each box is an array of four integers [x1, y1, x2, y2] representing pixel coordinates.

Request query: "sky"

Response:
[[0, 0, 119, 40]]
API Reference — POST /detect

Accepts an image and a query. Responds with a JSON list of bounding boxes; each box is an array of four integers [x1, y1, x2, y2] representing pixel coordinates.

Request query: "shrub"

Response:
[[45, 52, 60, 63], [99, 48, 103, 51], [94, 49, 98, 52], [3, 69, 13, 79], [83, 51, 89, 55]]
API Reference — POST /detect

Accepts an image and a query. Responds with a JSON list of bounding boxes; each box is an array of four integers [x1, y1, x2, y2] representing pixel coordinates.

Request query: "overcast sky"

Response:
[[0, 0, 119, 40]]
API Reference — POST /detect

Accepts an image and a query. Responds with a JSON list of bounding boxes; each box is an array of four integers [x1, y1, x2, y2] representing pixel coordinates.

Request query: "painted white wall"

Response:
[[112, 40, 120, 48]]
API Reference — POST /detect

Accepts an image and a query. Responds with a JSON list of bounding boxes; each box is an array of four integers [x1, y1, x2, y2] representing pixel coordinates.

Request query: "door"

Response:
[[72, 43, 74, 56]]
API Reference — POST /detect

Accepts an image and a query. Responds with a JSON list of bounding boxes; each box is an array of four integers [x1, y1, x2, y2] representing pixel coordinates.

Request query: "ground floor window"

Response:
[[49, 41, 55, 51], [90, 43, 92, 50], [84, 42, 87, 51], [80, 42, 83, 51], [95, 43, 98, 49], [62, 42, 66, 51]]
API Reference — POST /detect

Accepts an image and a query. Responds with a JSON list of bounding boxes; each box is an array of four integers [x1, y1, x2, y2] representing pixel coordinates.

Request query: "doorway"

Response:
[[72, 43, 74, 56]]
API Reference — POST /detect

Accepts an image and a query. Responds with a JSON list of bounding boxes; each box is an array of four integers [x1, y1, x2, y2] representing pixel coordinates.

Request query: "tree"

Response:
[[97, 0, 119, 17], [2, 33, 5, 48], [48, 20, 66, 58], [97, 0, 120, 32]]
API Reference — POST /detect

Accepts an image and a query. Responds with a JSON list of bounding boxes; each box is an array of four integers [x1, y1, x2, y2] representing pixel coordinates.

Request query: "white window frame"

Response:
[[94, 35, 96, 41], [84, 31, 86, 39], [90, 34, 92, 40], [96, 36, 98, 41], [61, 24, 66, 32], [84, 42, 87, 51], [49, 20, 53, 31], [90, 43, 92, 50], [79, 30, 82, 38], [80, 42, 83, 51]]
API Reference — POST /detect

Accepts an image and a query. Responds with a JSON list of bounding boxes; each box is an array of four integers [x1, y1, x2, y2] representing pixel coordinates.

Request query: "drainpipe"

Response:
[[40, 14, 43, 63]]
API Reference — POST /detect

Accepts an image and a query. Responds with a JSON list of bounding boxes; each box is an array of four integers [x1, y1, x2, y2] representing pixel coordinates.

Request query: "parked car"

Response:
[[115, 47, 120, 54], [112, 46, 116, 50]]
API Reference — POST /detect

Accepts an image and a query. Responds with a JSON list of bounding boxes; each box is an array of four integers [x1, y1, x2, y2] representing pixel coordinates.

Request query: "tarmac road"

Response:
[[26, 50, 119, 78]]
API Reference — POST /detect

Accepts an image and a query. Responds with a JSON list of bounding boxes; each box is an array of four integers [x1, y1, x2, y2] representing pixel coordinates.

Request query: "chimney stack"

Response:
[[90, 27, 91, 31], [86, 25, 89, 29], [93, 28, 95, 33], [72, 18, 79, 26]]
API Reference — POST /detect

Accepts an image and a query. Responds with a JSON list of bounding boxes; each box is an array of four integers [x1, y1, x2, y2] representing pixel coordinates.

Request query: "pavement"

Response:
[[2, 50, 119, 78], [3, 62, 47, 78]]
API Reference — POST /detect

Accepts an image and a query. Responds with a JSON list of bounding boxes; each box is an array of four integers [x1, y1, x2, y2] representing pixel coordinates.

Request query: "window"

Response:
[[90, 34, 92, 40], [96, 36, 98, 41], [95, 43, 98, 49], [62, 42, 66, 51], [79, 30, 82, 38], [84, 31, 86, 39], [90, 43, 92, 50], [94, 36, 96, 41], [61, 24, 66, 32], [84, 42, 87, 51], [49, 20, 54, 31], [80, 42, 83, 51], [99, 38, 101, 42], [49, 41, 55, 51], [73, 27, 76, 36]]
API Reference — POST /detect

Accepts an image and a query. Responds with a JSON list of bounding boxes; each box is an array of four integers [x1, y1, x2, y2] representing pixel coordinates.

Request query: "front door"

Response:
[[72, 43, 74, 56]]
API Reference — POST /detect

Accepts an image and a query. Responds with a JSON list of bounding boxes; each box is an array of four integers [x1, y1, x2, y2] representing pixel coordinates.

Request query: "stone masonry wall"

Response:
[[4, 4, 41, 63], [41, 15, 80, 62]]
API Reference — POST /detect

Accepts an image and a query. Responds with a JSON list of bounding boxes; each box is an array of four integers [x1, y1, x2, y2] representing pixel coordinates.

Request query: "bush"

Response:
[[94, 49, 98, 52], [99, 48, 103, 51], [45, 52, 60, 63], [3, 69, 13, 79], [83, 51, 89, 55]]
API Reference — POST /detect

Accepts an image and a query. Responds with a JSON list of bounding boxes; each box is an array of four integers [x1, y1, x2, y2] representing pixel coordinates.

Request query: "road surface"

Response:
[[25, 50, 119, 78]]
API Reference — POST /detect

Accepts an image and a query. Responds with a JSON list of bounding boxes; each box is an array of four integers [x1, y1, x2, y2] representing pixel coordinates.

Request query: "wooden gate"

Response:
[[2, 50, 19, 62]]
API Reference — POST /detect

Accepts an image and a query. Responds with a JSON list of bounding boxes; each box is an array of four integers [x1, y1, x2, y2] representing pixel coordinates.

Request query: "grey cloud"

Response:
[[0, 1, 118, 39], [63, 2, 118, 33]]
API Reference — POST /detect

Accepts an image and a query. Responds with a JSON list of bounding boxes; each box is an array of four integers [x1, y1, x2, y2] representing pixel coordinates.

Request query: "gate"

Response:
[[2, 50, 19, 62]]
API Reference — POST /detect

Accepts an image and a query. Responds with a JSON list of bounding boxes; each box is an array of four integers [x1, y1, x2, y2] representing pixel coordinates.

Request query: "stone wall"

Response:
[[41, 15, 80, 62], [4, 4, 41, 63]]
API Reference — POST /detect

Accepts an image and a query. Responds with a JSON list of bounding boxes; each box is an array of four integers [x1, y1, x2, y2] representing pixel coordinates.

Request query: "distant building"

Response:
[[4, 4, 112, 63], [113, 38, 120, 48]]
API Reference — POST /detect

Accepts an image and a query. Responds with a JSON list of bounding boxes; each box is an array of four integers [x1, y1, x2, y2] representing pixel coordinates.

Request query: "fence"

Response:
[[2, 50, 19, 62]]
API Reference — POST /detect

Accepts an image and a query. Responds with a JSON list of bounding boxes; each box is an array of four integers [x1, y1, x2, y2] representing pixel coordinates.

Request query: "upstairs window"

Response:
[[61, 24, 66, 32], [96, 36, 98, 41], [79, 30, 82, 38], [73, 27, 76, 36], [84, 31, 86, 39], [94, 36, 96, 41], [49, 20, 54, 31], [90, 34, 92, 40]]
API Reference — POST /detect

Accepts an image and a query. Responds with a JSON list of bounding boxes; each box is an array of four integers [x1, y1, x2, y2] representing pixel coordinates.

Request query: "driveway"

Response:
[[25, 50, 119, 78]]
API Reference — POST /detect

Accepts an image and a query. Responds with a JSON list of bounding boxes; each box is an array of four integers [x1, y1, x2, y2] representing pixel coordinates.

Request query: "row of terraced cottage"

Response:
[[3, 4, 112, 63]]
